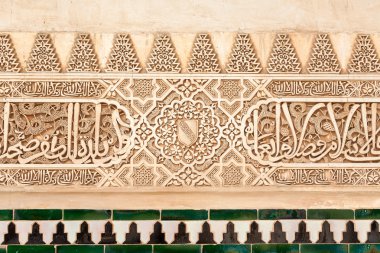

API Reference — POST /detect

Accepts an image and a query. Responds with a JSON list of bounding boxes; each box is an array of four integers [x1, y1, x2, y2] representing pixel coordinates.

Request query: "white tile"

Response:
[[64, 221, 83, 243], [13, 221, 33, 244], [134, 221, 155, 244], [113, 221, 133, 244], [39, 221, 59, 244], [256, 220, 275, 243], [161, 221, 180, 243], [306, 220, 323, 243], [0, 221, 11, 244], [328, 220, 347, 243], [356, 220, 372, 243], [233, 221, 250, 243], [87, 221, 108, 244], [186, 221, 204, 244], [208, 221, 228, 243], [279, 220, 301, 243]]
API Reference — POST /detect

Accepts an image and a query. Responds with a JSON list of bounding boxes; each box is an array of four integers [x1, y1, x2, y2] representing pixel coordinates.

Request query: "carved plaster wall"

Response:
[[1, 1, 380, 252], [1, 31, 380, 190], [0, 0, 380, 208]]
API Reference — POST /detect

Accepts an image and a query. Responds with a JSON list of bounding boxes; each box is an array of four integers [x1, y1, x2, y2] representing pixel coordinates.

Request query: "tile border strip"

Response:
[[0, 209, 377, 250]]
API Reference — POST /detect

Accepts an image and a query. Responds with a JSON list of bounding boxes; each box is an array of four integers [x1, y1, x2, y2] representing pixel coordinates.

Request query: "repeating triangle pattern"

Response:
[[267, 34, 301, 73], [26, 33, 61, 72], [348, 34, 380, 73], [307, 34, 341, 73], [106, 33, 141, 72], [0, 34, 21, 72], [187, 34, 220, 73], [67, 33, 100, 72], [147, 34, 181, 73], [3, 32, 380, 74], [226, 33, 262, 73]]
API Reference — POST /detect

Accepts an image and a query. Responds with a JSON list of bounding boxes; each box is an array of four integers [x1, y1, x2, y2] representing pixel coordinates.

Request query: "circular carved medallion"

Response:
[[154, 100, 221, 166]]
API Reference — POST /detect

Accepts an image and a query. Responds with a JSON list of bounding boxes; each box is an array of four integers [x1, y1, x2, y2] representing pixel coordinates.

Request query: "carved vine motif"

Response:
[[349, 34, 380, 73], [0, 32, 379, 73], [67, 34, 100, 72], [146, 34, 181, 73], [0, 77, 380, 187], [106, 33, 141, 73], [26, 33, 61, 72], [267, 34, 301, 73], [226, 33, 262, 73], [0, 34, 20, 72], [0, 101, 134, 166], [187, 34, 221, 73], [242, 99, 380, 165], [307, 34, 341, 73]]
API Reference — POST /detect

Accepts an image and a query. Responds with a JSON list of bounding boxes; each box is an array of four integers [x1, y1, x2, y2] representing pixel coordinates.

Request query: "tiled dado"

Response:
[[0, 209, 377, 252]]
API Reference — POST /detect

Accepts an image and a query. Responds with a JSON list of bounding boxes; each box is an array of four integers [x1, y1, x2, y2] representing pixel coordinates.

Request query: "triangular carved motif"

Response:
[[267, 34, 301, 73], [0, 34, 21, 72], [307, 33, 341, 73], [187, 34, 220, 73], [67, 33, 100, 72], [106, 33, 141, 72], [226, 33, 262, 73], [348, 34, 380, 73], [147, 34, 181, 73], [26, 33, 61, 72]]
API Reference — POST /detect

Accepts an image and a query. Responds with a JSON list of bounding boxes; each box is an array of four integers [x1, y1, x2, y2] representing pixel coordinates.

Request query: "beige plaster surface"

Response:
[[0, 0, 378, 33], [2, 190, 380, 209]]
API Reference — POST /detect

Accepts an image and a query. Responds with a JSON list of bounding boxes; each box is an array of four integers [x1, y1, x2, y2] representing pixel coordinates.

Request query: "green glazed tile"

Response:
[[64, 209, 111, 220], [356, 209, 380, 219], [8, 246, 55, 253], [0, 248, 5, 253], [203, 245, 250, 253], [252, 244, 299, 253], [14, 209, 61, 220], [301, 244, 348, 253], [307, 209, 354, 219], [210, 209, 257, 220], [57, 245, 104, 253], [350, 244, 380, 253], [154, 245, 201, 253], [105, 245, 152, 253], [0, 210, 12, 220], [258, 209, 306, 220], [113, 210, 159, 220], [161, 209, 208, 220]]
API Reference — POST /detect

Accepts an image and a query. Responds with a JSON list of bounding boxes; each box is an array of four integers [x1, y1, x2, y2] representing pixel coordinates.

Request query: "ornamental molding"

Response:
[[0, 32, 380, 189]]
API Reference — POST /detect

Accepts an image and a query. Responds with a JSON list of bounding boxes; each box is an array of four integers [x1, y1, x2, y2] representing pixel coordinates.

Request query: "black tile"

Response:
[[51, 222, 70, 244], [197, 222, 215, 244], [172, 222, 190, 244], [26, 223, 45, 245], [148, 222, 167, 244], [221, 222, 239, 244], [124, 222, 141, 244], [99, 222, 117, 244], [2, 222, 20, 245], [76, 222, 94, 244]]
